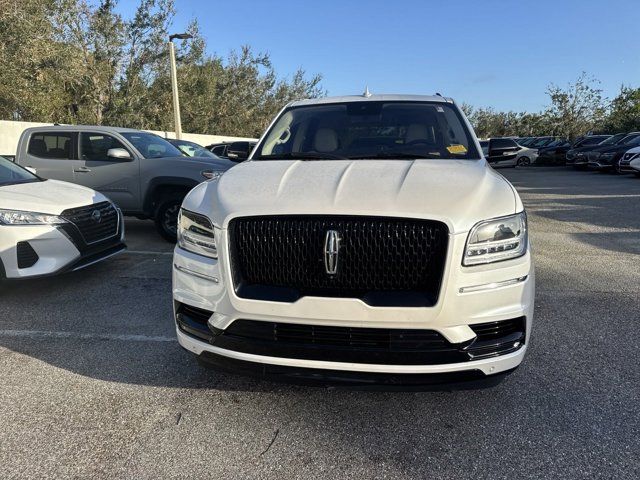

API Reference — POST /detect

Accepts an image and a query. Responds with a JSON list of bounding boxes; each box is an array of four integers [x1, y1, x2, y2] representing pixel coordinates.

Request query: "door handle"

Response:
[[74, 167, 91, 173]]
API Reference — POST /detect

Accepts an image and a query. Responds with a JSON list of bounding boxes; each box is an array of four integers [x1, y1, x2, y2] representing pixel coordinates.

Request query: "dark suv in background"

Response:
[[207, 141, 257, 160], [537, 135, 608, 165], [566, 133, 627, 168], [586, 132, 640, 172]]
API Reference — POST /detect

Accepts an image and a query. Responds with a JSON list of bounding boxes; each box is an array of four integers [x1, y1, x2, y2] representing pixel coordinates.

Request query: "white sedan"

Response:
[[619, 146, 640, 176], [0, 156, 125, 279]]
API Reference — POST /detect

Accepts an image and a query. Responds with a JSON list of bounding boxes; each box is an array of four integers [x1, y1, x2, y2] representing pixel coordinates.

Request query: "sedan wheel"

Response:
[[517, 156, 531, 167]]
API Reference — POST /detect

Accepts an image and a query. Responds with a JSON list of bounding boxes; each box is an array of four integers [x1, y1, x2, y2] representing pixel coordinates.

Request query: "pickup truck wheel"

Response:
[[155, 197, 182, 242]]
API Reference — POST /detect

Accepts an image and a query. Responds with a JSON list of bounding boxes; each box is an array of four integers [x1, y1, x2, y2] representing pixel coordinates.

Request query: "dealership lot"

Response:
[[0, 168, 638, 479]]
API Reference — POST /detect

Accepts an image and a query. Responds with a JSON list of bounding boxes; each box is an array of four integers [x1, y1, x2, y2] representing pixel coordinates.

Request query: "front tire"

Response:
[[517, 156, 530, 167], [154, 196, 182, 242]]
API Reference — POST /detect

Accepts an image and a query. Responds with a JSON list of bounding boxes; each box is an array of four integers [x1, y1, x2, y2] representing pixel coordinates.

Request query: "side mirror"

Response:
[[107, 148, 132, 161], [226, 141, 252, 162]]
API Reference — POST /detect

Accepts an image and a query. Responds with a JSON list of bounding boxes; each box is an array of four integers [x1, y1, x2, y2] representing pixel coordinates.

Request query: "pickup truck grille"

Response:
[[228, 215, 449, 306], [60, 201, 119, 244]]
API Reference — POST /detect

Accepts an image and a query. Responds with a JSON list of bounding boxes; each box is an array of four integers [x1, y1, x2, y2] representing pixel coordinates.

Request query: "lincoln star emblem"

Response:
[[324, 230, 341, 275], [91, 209, 102, 223]]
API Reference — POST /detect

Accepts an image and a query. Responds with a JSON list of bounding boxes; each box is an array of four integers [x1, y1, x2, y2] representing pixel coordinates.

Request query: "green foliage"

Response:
[[0, 0, 324, 136], [544, 72, 606, 140], [603, 85, 640, 132], [465, 73, 638, 140], [0, 2, 637, 140]]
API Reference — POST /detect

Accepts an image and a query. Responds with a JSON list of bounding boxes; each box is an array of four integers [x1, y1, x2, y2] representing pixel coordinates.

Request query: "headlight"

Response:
[[0, 209, 68, 225], [463, 212, 528, 266], [177, 209, 217, 258]]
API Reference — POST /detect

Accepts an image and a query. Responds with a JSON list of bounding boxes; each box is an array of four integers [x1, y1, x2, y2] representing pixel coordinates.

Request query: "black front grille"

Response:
[[61, 202, 118, 244], [16, 242, 39, 269], [202, 317, 526, 365], [228, 216, 449, 306], [228, 321, 449, 349]]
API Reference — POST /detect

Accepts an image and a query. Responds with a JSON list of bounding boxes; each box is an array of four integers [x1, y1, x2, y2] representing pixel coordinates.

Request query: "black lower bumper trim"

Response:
[[195, 351, 516, 388], [68, 243, 126, 272]]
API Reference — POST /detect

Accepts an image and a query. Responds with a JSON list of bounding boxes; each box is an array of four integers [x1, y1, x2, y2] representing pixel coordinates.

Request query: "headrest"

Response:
[[405, 124, 430, 144], [314, 128, 339, 152], [30, 139, 47, 156]]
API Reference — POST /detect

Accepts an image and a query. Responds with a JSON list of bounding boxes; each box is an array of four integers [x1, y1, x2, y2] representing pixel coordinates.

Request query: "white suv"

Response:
[[172, 94, 534, 386], [0, 156, 125, 279]]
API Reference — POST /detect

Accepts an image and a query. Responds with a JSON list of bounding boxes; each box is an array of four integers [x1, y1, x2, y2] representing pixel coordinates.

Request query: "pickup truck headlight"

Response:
[[463, 212, 527, 266], [0, 209, 68, 225], [177, 209, 218, 258]]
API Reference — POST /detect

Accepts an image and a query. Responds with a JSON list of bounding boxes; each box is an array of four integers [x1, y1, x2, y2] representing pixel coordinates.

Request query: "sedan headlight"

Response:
[[0, 209, 68, 225], [177, 209, 217, 258], [463, 212, 528, 266]]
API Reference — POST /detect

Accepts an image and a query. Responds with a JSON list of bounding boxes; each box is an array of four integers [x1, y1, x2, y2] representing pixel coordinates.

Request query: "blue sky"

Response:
[[117, 0, 640, 112]]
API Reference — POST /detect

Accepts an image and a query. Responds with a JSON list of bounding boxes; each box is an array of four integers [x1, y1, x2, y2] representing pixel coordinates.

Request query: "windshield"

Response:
[[599, 133, 627, 146], [578, 136, 608, 146], [121, 132, 183, 158], [618, 133, 640, 146], [0, 156, 40, 186], [530, 137, 552, 147], [171, 140, 217, 158], [253, 101, 480, 161]]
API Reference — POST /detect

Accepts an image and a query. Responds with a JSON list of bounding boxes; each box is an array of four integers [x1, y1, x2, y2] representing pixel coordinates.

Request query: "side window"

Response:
[[491, 138, 518, 149], [212, 145, 227, 156], [28, 133, 74, 159], [80, 133, 129, 161]]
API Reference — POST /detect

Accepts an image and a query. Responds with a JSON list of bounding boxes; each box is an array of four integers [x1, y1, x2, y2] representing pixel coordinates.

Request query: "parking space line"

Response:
[[0, 330, 174, 342]]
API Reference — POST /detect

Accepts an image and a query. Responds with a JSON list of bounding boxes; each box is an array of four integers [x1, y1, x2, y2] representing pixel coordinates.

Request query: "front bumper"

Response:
[[619, 157, 639, 173], [172, 228, 534, 382], [0, 210, 126, 279], [571, 156, 588, 166]]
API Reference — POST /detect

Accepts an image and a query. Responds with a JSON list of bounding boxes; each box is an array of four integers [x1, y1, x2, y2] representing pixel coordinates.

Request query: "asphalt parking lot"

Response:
[[1, 167, 638, 479]]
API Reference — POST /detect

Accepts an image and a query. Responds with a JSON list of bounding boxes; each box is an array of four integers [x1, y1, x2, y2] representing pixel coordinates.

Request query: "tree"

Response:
[[0, 0, 324, 136], [0, 0, 73, 122], [52, 0, 125, 124], [544, 72, 606, 140], [604, 85, 640, 132]]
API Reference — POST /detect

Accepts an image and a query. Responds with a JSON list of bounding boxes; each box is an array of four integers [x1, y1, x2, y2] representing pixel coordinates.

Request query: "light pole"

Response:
[[168, 33, 193, 139]]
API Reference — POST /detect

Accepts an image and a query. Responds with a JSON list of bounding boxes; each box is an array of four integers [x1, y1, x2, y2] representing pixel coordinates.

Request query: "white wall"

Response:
[[0, 120, 256, 156]]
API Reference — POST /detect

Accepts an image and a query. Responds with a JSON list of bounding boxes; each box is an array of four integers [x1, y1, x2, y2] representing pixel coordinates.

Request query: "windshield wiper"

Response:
[[347, 152, 443, 160], [255, 152, 348, 160]]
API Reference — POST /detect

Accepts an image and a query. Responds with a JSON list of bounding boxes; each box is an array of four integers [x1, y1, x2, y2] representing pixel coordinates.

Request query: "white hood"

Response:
[[184, 159, 519, 234], [0, 179, 108, 215]]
